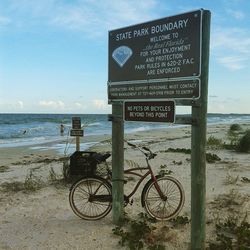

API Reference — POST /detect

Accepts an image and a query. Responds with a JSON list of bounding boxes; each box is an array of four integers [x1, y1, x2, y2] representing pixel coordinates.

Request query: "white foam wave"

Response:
[[87, 122, 102, 127]]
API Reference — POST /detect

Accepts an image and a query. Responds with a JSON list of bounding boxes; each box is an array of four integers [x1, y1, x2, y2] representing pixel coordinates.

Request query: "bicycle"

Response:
[[69, 141, 185, 221]]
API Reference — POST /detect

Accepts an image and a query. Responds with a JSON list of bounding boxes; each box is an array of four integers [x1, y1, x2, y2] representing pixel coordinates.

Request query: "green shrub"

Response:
[[158, 169, 173, 176], [206, 153, 221, 163], [163, 148, 191, 154], [0, 165, 9, 173], [237, 130, 250, 153], [241, 176, 250, 183], [229, 123, 242, 132], [170, 216, 190, 227], [112, 213, 166, 250], [208, 217, 250, 249], [225, 128, 241, 150]]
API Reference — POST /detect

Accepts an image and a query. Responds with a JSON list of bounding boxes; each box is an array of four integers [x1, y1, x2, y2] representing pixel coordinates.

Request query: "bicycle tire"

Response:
[[141, 175, 185, 220], [69, 176, 112, 220]]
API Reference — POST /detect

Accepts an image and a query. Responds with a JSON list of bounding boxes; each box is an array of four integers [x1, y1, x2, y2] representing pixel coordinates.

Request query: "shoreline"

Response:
[[1, 121, 250, 166], [1, 118, 250, 150]]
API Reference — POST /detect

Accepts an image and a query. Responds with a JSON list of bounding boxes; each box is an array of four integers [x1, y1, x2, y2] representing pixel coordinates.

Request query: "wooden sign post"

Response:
[[71, 117, 83, 151], [110, 103, 124, 224], [191, 10, 210, 249]]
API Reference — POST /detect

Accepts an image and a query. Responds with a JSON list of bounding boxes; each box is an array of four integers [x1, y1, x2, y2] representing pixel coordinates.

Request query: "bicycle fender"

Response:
[[141, 178, 152, 207]]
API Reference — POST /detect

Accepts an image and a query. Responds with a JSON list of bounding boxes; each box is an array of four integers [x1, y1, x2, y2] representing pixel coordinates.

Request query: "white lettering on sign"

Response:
[[108, 79, 199, 100], [150, 34, 171, 42], [133, 28, 149, 37], [116, 31, 132, 41], [114, 19, 189, 42], [151, 19, 189, 34], [150, 106, 171, 112], [155, 112, 168, 118], [124, 101, 175, 123], [129, 112, 145, 117]]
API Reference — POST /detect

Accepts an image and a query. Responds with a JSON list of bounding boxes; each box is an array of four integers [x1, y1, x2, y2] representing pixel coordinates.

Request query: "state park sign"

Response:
[[108, 9, 202, 102]]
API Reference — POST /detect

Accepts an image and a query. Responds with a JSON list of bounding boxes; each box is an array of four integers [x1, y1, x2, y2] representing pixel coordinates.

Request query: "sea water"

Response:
[[0, 113, 250, 153]]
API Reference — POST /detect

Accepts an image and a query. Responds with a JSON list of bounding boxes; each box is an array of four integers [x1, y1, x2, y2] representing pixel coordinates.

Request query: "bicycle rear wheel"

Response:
[[142, 175, 184, 220], [69, 176, 112, 220]]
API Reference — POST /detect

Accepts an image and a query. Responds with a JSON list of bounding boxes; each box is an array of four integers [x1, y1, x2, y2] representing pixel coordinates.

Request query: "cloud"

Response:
[[217, 56, 247, 70], [226, 9, 245, 20], [39, 100, 65, 109], [211, 28, 250, 54], [74, 102, 87, 110], [74, 102, 83, 108], [93, 99, 105, 109], [5, 0, 158, 37], [208, 97, 247, 113], [211, 28, 250, 70], [92, 99, 109, 110], [8, 0, 56, 16], [17, 100, 24, 109]]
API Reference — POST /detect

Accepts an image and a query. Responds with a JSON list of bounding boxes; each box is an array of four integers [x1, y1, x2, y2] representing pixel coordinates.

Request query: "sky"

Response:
[[0, 0, 250, 114]]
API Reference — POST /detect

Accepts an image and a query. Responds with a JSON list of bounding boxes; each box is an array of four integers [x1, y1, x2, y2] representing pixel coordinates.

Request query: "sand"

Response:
[[0, 123, 250, 249]]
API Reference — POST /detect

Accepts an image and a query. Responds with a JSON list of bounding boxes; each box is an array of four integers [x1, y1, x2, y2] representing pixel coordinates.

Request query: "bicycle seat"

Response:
[[92, 152, 111, 163]]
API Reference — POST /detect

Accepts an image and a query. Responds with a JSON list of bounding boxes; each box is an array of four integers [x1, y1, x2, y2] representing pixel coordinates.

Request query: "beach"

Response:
[[0, 122, 250, 249]]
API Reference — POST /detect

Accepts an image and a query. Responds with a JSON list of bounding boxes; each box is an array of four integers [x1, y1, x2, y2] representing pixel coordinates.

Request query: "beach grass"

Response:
[[1, 170, 44, 193], [223, 172, 239, 185], [207, 135, 223, 149]]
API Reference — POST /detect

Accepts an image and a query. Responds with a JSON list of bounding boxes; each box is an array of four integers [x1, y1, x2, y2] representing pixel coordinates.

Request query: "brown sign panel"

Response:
[[108, 10, 202, 83], [72, 117, 81, 129], [70, 129, 84, 137], [109, 78, 199, 101], [124, 101, 175, 123]]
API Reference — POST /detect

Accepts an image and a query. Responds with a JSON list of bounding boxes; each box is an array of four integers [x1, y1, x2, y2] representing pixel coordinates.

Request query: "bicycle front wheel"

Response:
[[142, 175, 184, 220], [69, 176, 112, 220]]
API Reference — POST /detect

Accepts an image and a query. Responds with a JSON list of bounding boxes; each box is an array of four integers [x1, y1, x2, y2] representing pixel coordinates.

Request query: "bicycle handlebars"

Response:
[[126, 140, 157, 160]]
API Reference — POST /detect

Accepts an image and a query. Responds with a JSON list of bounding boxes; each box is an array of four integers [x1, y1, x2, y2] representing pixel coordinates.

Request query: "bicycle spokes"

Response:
[[69, 177, 112, 220], [143, 176, 184, 220]]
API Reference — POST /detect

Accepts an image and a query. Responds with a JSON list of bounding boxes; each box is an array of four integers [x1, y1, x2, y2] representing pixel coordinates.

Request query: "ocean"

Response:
[[0, 113, 250, 153]]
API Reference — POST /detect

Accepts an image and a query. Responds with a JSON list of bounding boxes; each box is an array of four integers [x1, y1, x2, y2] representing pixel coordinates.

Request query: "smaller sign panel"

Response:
[[70, 129, 84, 137], [109, 78, 199, 102], [72, 117, 81, 129], [124, 101, 175, 123]]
